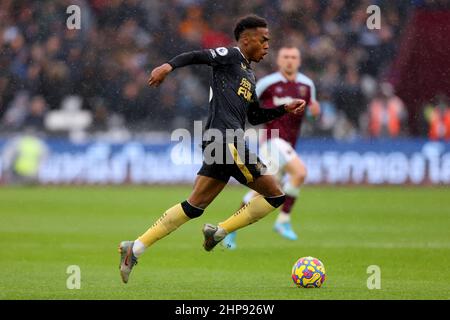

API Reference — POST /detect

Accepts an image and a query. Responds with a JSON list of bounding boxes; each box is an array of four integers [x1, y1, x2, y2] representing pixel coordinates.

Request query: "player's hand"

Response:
[[148, 63, 173, 87], [309, 99, 321, 118], [284, 99, 306, 115]]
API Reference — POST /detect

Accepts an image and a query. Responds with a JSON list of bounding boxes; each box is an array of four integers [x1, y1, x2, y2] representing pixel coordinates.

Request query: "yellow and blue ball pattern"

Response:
[[291, 256, 326, 288]]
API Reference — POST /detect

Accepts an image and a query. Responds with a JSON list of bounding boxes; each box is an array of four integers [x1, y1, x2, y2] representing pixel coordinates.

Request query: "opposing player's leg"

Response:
[[223, 138, 307, 246], [259, 137, 306, 240], [119, 175, 226, 283], [221, 229, 237, 249], [273, 155, 306, 240]]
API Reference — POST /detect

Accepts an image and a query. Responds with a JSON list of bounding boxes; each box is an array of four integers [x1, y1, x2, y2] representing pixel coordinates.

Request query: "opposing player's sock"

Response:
[[280, 195, 296, 216], [280, 180, 300, 215], [218, 194, 285, 233], [137, 201, 203, 250], [271, 181, 300, 240]]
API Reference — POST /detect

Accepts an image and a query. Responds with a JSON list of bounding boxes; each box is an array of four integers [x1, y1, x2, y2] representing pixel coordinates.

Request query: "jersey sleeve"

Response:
[[247, 99, 287, 125], [310, 81, 317, 102], [167, 47, 240, 69]]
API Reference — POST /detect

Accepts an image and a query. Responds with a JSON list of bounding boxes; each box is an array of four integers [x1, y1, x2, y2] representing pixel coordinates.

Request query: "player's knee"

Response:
[[181, 200, 204, 218], [264, 194, 286, 208], [186, 194, 213, 212], [292, 168, 307, 186]]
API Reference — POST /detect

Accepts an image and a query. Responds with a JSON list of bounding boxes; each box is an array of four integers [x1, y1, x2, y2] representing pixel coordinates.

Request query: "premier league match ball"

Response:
[[291, 256, 326, 288]]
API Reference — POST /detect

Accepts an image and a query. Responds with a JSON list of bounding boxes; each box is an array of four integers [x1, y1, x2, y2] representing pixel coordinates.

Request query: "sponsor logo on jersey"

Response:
[[273, 96, 294, 106], [299, 85, 308, 97], [237, 77, 252, 102]]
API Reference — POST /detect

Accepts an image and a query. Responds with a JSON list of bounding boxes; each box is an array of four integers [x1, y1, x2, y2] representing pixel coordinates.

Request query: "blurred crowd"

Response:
[[0, 0, 448, 140]]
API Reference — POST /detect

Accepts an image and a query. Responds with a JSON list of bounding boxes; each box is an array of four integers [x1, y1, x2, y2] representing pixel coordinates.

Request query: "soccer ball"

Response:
[[291, 256, 326, 288]]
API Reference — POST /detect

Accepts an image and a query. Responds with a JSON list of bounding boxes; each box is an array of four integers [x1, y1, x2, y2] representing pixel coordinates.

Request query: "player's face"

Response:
[[277, 48, 301, 75], [247, 28, 270, 62]]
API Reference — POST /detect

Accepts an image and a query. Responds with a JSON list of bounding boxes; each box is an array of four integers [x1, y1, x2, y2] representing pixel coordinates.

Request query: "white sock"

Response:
[[243, 191, 254, 204], [132, 239, 146, 257], [214, 226, 228, 241], [283, 180, 300, 197], [276, 211, 291, 224]]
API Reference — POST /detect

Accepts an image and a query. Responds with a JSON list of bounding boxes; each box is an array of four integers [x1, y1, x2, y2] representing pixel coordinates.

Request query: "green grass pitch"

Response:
[[0, 185, 449, 299]]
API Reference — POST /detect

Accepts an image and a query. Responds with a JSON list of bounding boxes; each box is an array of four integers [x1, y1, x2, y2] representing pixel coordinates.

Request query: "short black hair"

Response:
[[233, 15, 268, 41]]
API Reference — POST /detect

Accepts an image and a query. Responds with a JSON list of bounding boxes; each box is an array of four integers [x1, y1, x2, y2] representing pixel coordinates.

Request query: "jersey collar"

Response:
[[278, 71, 297, 83], [234, 46, 251, 66]]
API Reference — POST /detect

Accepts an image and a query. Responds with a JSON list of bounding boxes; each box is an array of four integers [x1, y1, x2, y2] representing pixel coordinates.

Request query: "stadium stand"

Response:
[[0, 0, 448, 139]]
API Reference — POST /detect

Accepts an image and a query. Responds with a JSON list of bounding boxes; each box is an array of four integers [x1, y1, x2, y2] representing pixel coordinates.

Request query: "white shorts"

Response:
[[259, 138, 297, 180]]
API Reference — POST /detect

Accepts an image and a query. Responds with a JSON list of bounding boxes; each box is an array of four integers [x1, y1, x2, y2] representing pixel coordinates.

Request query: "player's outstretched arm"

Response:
[[247, 98, 306, 125], [148, 50, 211, 87], [148, 48, 238, 87]]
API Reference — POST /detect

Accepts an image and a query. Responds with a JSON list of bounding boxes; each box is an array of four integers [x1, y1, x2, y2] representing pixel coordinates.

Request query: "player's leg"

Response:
[[119, 175, 226, 283], [222, 190, 256, 249], [135, 175, 226, 250], [218, 174, 285, 234], [202, 142, 285, 251], [221, 137, 287, 250], [223, 155, 306, 247], [204, 174, 285, 251], [273, 155, 306, 240], [260, 137, 304, 240]]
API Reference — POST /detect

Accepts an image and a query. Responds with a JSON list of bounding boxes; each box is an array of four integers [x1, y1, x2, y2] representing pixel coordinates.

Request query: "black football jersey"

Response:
[[202, 47, 256, 133], [167, 46, 287, 142]]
